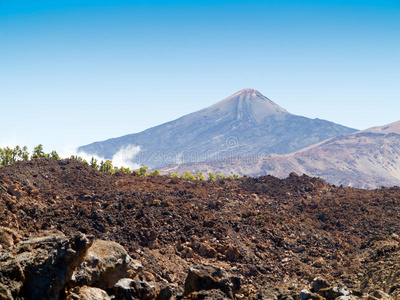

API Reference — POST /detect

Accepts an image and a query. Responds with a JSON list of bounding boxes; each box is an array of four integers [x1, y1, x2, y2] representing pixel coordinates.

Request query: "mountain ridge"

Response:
[[160, 121, 400, 189]]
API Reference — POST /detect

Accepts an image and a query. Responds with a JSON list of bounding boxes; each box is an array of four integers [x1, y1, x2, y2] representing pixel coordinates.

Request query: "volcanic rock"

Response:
[[182, 289, 231, 299], [113, 278, 158, 300], [157, 285, 176, 300], [0, 227, 21, 248], [0, 231, 92, 300], [2, 159, 400, 298], [71, 239, 143, 289], [317, 286, 350, 299], [183, 265, 240, 299], [66, 286, 111, 300], [299, 289, 323, 300], [311, 277, 330, 293], [367, 290, 393, 300]]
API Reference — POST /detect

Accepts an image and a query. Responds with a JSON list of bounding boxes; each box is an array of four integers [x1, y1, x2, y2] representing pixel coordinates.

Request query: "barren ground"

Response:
[[2, 159, 400, 298]]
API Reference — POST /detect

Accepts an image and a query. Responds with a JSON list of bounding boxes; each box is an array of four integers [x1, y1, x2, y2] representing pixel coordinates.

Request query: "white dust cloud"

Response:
[[60, 144, 141, 170], [108, 145, 141, 170]]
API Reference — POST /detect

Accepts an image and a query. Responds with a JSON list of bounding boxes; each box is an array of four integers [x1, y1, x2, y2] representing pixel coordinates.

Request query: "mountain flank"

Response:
[[161, 121, 400, 189], [78, 89, 357, 168]]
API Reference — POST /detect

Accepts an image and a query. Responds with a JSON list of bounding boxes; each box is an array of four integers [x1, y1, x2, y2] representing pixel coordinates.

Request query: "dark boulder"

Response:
[[183, 265, 240, 299]]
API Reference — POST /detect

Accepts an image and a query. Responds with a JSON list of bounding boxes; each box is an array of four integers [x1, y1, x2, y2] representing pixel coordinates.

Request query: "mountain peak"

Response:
[[235, 88, 263, 98], [204, 88, 290, 123], [239, 88, 259, 93]]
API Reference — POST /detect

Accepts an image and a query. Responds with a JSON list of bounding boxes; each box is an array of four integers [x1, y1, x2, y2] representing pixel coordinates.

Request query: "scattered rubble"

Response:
[[1, 159, 400, 299]]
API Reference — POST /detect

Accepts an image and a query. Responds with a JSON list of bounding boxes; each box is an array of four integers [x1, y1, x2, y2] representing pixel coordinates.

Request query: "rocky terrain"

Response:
[[161, 121, 400, 189], [2, 159, 400, 299], [78, 88, 356, 168]]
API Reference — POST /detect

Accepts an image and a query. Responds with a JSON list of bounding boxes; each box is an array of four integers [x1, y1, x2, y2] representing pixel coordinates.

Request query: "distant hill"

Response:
[[161, 121, 400, 189], [78, 88, 357, 168]]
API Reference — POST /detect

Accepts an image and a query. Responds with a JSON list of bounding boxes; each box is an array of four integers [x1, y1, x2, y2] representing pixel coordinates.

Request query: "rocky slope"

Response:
[[78, 89, 357, 168], [2, 159, 400, 299], [161, 121, 400, 189]]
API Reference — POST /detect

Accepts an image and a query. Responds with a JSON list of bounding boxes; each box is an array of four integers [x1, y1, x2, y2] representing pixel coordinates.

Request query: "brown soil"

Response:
[[1, 159, 400, 297]]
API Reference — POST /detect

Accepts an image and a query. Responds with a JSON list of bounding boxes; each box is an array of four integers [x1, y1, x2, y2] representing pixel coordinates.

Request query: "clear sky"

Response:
[[1, 0, 399, 155]]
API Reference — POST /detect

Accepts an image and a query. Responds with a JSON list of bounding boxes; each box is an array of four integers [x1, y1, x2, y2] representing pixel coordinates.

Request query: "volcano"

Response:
[[78, 89, 357, 168]]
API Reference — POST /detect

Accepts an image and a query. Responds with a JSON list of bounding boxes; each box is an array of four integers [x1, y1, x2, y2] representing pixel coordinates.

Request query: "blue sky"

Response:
[[1, 0, 399, 154]]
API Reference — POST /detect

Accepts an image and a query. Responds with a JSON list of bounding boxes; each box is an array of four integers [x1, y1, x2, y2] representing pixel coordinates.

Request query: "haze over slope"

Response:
[[162, 121, 400, 189], [79, 89, 357, 168]]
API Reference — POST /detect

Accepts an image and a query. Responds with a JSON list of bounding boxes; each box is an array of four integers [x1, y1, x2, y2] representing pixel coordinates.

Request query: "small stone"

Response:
[[300, 289, 312, 300], [184, 265, 240, 299], [281, 296, 294, 300], [369, 290, 393, 300], [0, 282, 13, 300], [158, 285, 176, 300], [73, 286, 111, 300], [336, 296, 352, 300], [312, 277, 330, 293], [300, 289, 323, 300], [186, 289, 231, 299], [293, 245, 306, 253], [312, 257, 325, 268], [318, 286, 350, 300], [113, 278, 158, 300]]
